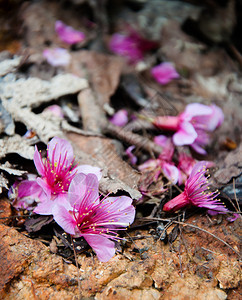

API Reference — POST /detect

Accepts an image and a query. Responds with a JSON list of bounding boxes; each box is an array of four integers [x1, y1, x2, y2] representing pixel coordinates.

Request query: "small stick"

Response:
[[103, 122, 163, 156]]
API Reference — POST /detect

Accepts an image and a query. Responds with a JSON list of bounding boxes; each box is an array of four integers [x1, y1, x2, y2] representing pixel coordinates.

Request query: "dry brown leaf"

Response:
[[70, 51, 123, 106], [214, 143, 242, 185], [67, 132, 141, 200]]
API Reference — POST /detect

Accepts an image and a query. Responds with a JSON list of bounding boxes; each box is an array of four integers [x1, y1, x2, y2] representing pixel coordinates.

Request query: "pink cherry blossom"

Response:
[[163, 161, 228, 214], [55, 20, 85, 45], [153, 103, 224, 153], [43, 48, 71, 67], [151, 62, 180, 85], [53, 173, 135, 262], [33, 137, 101, 215], [109, 109, 128, 127], [109, 29, 158, 63]]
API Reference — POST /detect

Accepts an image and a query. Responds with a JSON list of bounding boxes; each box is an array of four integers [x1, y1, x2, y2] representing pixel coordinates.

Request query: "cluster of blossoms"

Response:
[[10, 137, 135, 262], [43, 21, 85, 67], [107, 104, 233, 217], [139, 135, 198, 186]]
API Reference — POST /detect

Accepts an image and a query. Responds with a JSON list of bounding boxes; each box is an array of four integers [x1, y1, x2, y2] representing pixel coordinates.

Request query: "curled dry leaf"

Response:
[[1, 73, 89, 143]]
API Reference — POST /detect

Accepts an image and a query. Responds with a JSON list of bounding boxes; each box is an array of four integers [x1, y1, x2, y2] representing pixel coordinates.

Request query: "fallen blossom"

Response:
[[163, 161, 228, 214], [153, 103, 224, 153], [32, 137, 101, 215], [43, 105, 64, 118], [9, 175, 46, 210], [125, 145, 137, 165], [53, 173, 135, 262], [139, 136, 179, 185], [109, 29, 158, 63], [43, 48, 71, 67], [109, 109, 128, 127], [151, 62, 180, 85], [55, 20, 85, 45]]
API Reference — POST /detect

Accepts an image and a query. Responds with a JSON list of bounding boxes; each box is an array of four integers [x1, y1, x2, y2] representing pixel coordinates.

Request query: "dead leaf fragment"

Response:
[[0, 135, 34, 160], [1, 73, 88, 108]]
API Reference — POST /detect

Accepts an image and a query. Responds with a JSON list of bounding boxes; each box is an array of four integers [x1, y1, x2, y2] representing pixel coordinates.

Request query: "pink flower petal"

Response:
[[43, 48, 71, 67], [34, 199, 55, 215], [109, 33, 143, 63], [68, 173, 99, 209], [55, 20, 85, 45], [109, 29, 158, 64], [151, 62, 179, 85], [194, 104, 224, 132], [155, 135, 174, 161], [102, 196, 135, 225], [162, 163, 179, 184], [183, 103, 212, 119], [43, 105, 64, 118], [10, 179, 45, 210], [48, 136, 74, 166], [190, 142, 207, 155], [110, 109, 129, 127], [125, 145, 137, 165], [173, 121, 197, 146], [83, 234, 116, 262], [52, 204, 76, 235], [36, 178, 52, 200], [154, 135, 169, 148], [76, 165, 102, 181], [138, 158, 159, 171], [34, 146, 46, 176]]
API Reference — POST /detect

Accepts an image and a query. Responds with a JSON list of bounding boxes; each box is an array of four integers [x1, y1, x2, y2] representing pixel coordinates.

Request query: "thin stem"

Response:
[[71, 236, 82, 300]]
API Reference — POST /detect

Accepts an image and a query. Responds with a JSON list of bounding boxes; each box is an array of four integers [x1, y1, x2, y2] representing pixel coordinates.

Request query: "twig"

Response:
[[103, 122, 163, 156], [71, 236, 82, 300], [125, 231, 142, 258], [144, 217, 241, 258]]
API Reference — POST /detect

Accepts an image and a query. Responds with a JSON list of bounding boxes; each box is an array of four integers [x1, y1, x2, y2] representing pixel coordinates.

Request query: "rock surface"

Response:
[[0, 214, 240, 299]]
